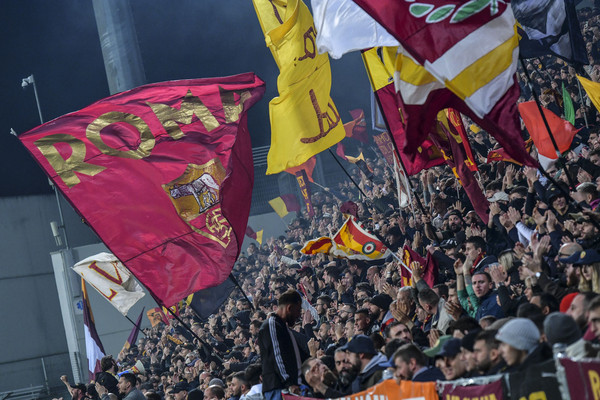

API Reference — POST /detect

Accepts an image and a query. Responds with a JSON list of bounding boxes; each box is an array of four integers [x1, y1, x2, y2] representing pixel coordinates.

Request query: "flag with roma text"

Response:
[[19, 74, 265, 306]]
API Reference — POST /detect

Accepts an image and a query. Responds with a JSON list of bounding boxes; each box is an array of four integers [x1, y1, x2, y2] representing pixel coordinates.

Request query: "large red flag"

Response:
[[19, 73, 265, 306], [518, 101, 580, 159]]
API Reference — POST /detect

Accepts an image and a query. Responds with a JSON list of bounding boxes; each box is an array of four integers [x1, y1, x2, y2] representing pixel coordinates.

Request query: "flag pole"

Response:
[[370, 86, 429, 216], [519, 58, 578, 190], [327, 148, 369, 199], [160, 303, 224, 363], [576, 79, 589, 128], [124, 315, 147, 337], [228, 273, 255, 311]]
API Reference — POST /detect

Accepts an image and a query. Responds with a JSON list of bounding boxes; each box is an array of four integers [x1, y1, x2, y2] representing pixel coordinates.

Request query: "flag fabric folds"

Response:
[[343, 109, 369, 143], [19, 74, 265, 306], [253, 0, 345, 174], [301, 236, 334, 256], [331, 217, 391, 260], [311, 0, 399, 59], [73, 252, 145, 316], [245, 226, 264, 245], [487, 138, 534, 166], [518, 101, 579, 159], [562, 83, 575, 125], [354, 1, 536, 168], [578, 75, 600, 114], [401, 245, 437, 288], [269, 194, 301, 218], [119, 307, 145, 359], [431, 110, 490, 224], [362, 47, 445, 175], [185, 277, 236, 319], [513, 0, 587, 65], [285, 156, 316, 183], [147, 308, 167, 327], [82, 279, 106, 381]]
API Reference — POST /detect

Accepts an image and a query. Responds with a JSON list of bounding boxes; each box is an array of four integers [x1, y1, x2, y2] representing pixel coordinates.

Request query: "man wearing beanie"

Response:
[[543, 312, 599, 359], [495, 318, 552, 372], [368, 294, 394, 333]]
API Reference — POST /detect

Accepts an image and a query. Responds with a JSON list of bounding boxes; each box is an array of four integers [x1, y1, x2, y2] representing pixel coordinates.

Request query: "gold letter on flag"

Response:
[[253, 0, 345, 174]]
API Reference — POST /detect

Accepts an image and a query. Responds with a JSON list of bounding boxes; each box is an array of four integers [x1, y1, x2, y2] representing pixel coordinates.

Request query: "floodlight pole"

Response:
[[22, 74, 70, 249]]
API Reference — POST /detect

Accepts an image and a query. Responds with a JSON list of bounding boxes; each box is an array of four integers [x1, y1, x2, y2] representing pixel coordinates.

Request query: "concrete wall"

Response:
[[0, 193, 283, 396], [0, 194, 98, 394]]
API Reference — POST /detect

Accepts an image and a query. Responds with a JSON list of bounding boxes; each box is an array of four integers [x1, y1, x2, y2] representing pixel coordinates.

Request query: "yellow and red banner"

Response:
[[332, 216, 391, 260], [301, 236, 334, 255], [253, 0, 345, 174], [19, 74, 265, 306]]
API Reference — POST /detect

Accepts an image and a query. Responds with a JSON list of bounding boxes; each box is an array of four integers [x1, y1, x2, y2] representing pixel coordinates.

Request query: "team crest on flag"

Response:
[[163, 159, 231, 247]]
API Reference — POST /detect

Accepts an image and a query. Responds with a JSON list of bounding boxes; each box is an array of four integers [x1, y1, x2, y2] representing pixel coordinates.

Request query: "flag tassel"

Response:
[[519, 58, 577, 190]]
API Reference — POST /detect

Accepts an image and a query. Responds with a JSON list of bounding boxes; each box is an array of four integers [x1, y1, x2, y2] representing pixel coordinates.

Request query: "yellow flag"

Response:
[[253, 0, 345, 174], [255, 229, 264, 245], [345, 152, 365, 164], [269, 197, 289, 218], [577, 75, 600, 114]]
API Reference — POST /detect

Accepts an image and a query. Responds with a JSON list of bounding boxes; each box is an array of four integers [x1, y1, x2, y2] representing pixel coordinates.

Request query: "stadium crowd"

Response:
[[58, 5, 600, 400]]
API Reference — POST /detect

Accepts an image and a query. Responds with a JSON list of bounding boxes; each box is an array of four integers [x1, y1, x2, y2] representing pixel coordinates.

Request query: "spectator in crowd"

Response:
[[391, 343, 444, 382], [342, 335, 388, 393], [258, 290, 308, 400], [118, 374, 145, 400]]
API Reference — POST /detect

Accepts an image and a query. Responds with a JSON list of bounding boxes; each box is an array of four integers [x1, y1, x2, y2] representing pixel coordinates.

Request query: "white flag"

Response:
[[311, 0, 398, 59], [73, 252, 145, 316]]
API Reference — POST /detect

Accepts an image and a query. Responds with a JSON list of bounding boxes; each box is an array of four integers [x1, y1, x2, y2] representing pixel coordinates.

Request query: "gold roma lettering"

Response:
[[34, 88, 251, 188], [300, 89, 341, 144]]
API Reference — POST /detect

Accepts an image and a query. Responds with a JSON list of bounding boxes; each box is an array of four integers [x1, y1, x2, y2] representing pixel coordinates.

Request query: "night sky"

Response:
[[1, 0, 371, 197]]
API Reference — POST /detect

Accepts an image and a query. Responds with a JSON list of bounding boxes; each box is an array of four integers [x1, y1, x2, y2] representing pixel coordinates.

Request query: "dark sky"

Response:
[[0, 0, 371, 197]]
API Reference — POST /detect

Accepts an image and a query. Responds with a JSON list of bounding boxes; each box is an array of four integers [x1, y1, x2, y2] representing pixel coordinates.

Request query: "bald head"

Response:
[[559, 242, 583, 256]]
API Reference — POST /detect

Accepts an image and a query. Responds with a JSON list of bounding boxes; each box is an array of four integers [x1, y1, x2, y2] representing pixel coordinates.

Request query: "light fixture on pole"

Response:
[[21, 74, 44, 125], [21, 74, 70, 249]]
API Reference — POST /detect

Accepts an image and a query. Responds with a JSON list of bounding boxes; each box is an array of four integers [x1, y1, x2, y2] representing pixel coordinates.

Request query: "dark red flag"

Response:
[[400, 245, 437, 288], [343, 109, 369, 143], [430, 112, 490, 224], [373, 78, 445, 175], [19, 73, 265, 306]]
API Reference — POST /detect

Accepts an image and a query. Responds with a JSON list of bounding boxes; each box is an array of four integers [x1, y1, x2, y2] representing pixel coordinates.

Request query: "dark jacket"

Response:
[[475, 291, 504, 321], [350, 353, 388, 393], [412, 366, 445, 382], [258, 314, 309, 393]]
